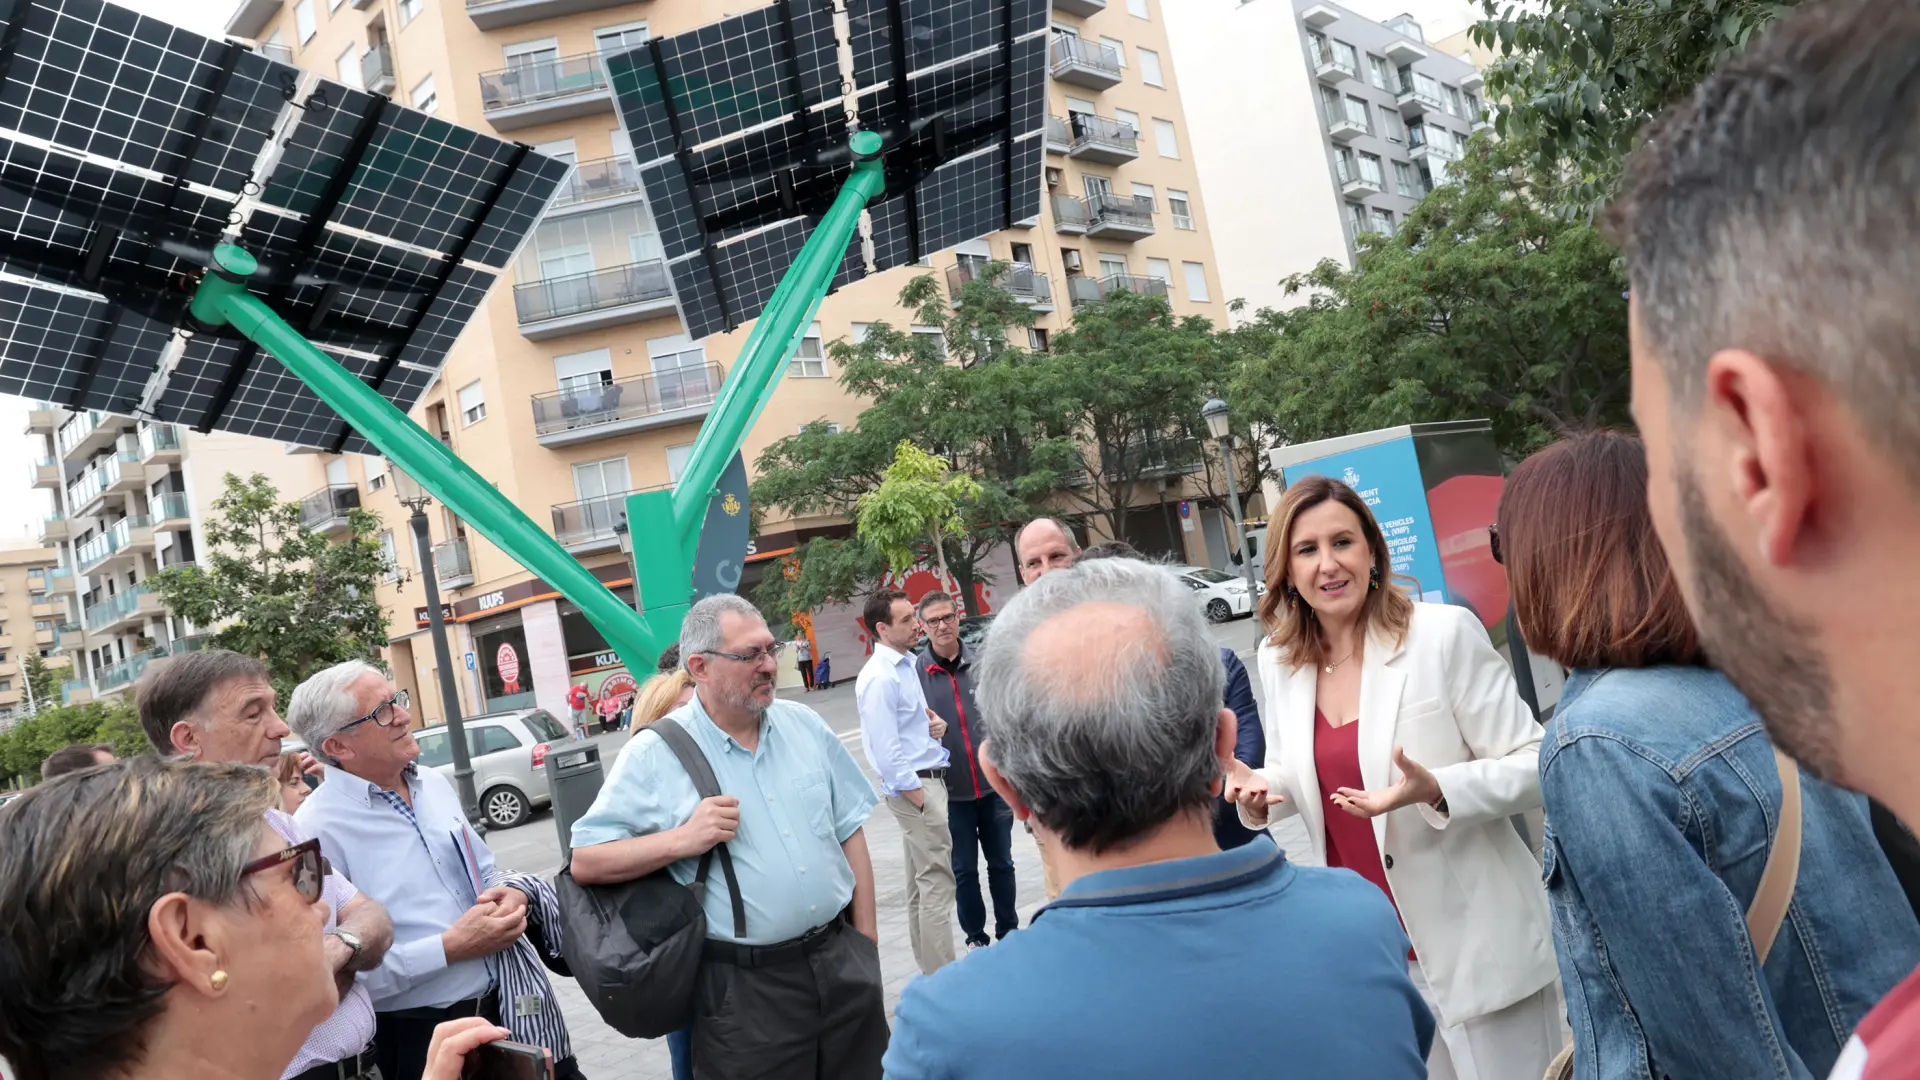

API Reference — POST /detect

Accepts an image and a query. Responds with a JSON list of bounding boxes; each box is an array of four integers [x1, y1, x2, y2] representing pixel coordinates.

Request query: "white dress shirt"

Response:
[[856, 642, 949, 797], [296, 763, 498, 1011]]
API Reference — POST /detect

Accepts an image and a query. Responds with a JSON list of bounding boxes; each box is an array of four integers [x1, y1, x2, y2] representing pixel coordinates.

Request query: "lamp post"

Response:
[[391, 468, 484, 831], [1203, 398, 1263, 648]]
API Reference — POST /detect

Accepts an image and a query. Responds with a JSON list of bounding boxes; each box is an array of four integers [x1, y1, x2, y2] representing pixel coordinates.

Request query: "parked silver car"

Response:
[[414, 708, 570, 829]]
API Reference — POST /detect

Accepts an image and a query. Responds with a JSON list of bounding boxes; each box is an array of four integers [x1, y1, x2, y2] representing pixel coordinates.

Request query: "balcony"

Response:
[[138, 423, 182, 464], [1327, 112, 1368, 141], [1045, 115, 1072, 155], [1066, 114, 1139, 164], [1397, 84, 1444, 116], [434, 540, 474, 589], [1068, 273, 1171, 308], [1314, 52, 1357, 85], [26, 402, 61, 433], [103, 452, 145, 496], [552, 486, 666, 553], [1086, 193, 1156, 241], [257, 42, 293, 65], [76, 517, 153, 573], [1104, 435, 1204, 480], [1301, 4, 1341, 28], [61, 678, 91, 705], [1052, 0, 1106, 15], [363, 43, 396, 95], [298, 484, 362, 537], [224, 0, 278, 38], [28, 456, 59, 489], [465, 0, 630, 30], [548, 155, 643, 213], [56, 410, 123, 460], [58, 624, 83, 651], [68, 457, 134, 517], [945, 262, 1054, 309], [515, 260, 676, 339], [1384, 38, 1430, 66], [1341, 174, 1384, 200], [98, 647, 168, 694], [1049, 36, 1123, 91], [45, 568, 75, 596], [84, 584, 164, 636], [31, 601, 59, 619], [37, 512, 67, 543], [1051, 193, 1090, 235], [479, 53, 613, 131], [151, 491, 193, 532], [532, 362, 723, 448]]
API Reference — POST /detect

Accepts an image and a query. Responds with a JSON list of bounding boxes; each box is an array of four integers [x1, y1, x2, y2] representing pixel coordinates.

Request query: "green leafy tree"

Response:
[[20, 652, 58, 713], [1232, 137, 1630, 459], [856, 442, 984, 609], [0, 697, 146, 787], [90, 698, 150, 758], [1473, 0, 1799, 214], [146, 473, 388, 704]]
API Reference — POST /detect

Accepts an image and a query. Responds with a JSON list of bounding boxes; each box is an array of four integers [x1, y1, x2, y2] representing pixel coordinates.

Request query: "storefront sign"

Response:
[[497, 643, 522, 693], [413, 562, 634, 628], [568, 649, 624, 675]]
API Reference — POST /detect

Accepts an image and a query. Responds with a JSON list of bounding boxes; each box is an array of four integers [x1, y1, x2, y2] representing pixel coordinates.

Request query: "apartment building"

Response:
[[222, 0, 1231, 725], [24, 406, 329, 702], [1165, 0, 1489, 316], [0, 544, 72, 724]]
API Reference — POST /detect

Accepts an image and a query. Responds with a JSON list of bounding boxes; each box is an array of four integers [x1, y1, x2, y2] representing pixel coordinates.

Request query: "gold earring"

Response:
[[210, 970, 229, 991]]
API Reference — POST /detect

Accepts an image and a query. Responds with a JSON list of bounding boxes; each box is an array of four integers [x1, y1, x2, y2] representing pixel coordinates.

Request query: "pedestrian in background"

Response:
[[796, 634, 814, 692], [37, 741, 114, 780], [567, 682, 590, 741], [858, 588, 958, 975], [1226, 476, 1559, 1080], [885, 557, 1432, 1079], [915, 589, 1019, 950], [1498, 430, 1920, 1079], [274, 750, 313, 814]]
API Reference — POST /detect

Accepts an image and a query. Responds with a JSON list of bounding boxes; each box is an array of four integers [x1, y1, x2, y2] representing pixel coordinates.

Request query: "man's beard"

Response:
[[1678, 469, 1843, 782], [717, 675, 775, 717]]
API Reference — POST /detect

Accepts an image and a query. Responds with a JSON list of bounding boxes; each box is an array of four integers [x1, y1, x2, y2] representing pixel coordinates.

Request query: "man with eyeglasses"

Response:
[[571, 593, 887, 1080], [137, 649, 395, 1080], [288, 660, 573, 1080]]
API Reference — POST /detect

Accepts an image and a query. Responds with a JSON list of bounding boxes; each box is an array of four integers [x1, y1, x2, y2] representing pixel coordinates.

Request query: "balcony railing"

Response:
[[1103, 435, 1204, 479], [1045, 114, 1072, 150], [1069, 273, 1171, 307], [99, 647, 167, 692], [1067, 113, 1138, 157], [514, 259, 672, 324], [298, 485, 361, 532], [152, 491, 191, 522], [139, 423, 181, 459], [61, 677, 90, 704], [550, 155, 642, 209], [55, 410, 106, 458], [531, 362, 724, 437], [1049, 35, 1123, 81], [66, 456, 121, 510], [1051, 193, 1090, 230], [480, 52, 608, 111], [84, 583, 150, 632], [1087, 192, 1156, 232], [77, 516, 150, 570], [434, 539, 473, 585], [257, 42, 293, 65], [362, 42, 395, 92], [945, 261, 1054, 305], [551, 485, 667, 549]]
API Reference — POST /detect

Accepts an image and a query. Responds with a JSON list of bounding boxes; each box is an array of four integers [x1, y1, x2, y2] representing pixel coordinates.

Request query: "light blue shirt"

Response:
[[570, 694, 879, 945], [855, 642, 949, 797], [296, 763, 497, 1011]]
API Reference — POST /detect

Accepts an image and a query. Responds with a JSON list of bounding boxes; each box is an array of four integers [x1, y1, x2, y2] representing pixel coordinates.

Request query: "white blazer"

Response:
[[1247, 601, 1556, 1026]]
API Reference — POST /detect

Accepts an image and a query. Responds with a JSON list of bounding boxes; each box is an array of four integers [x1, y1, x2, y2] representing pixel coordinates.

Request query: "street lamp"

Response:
[[390, 467, 484, 831], [1203, 398, 1263, 648]]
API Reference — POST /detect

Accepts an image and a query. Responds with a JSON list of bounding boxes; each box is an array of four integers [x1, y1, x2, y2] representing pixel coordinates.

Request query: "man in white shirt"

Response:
[[856, 588, 957, 974]]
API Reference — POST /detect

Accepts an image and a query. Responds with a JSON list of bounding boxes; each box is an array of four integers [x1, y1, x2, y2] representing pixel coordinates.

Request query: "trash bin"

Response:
[[546, 743, 605, 860]]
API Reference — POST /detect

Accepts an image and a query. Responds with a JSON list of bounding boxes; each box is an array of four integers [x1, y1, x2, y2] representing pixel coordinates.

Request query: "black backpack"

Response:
[[555, 718, 746, 1039]]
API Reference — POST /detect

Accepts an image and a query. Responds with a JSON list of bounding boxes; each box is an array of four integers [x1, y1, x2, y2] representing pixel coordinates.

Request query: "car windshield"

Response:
[[1186, 568, 1236, 584], [519, 709, 569, 742]]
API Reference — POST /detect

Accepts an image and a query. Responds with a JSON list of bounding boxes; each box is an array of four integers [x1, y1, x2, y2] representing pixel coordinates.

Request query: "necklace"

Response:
[[1323, 649, 1356, 675]]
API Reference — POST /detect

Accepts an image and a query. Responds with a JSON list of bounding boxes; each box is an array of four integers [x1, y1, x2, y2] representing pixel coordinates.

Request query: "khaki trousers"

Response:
[[887, 777, 958, 974]]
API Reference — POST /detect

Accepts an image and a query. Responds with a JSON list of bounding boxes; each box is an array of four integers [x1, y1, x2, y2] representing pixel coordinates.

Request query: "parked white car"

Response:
[[414, 708, 570, 828], [1177, 566, 1264, 623]]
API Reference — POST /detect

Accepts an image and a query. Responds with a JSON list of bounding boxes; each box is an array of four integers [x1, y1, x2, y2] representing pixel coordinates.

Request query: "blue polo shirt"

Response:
[[883, 839, 1433, 1079], [569, 694, 878, 944]]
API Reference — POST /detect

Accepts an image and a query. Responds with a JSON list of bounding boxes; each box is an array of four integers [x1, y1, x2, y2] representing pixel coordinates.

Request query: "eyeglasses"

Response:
[[240, 838, 327, 904], [700, 642, 787, 665], [1488, 524, 1503, 566], [920, 612, 959, 627], [335, 689, 410, 736]]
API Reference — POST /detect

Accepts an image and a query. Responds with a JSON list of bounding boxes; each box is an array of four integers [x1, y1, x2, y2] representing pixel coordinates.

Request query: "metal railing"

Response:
[[551, 485, 668, 547], [479, 52, 608, 111], [434, 539, 472, 583], [84, 583, 150, 631], [531, 362, 723, 436], [257, 42, 294, 65], [1088, 192, 1156, 230], [514, 259, 672, 324], [139, 423, 180, 458], [550, 155, 643, 209], [1046, 114, 1071, 146], [61, 677, 90, 703], [1049, 35, 1123, 76], [98, 647, 167, 692], [1312, 44, 1357, 78], [1397, 79, 1445, 111], [298, 485, 361, 531], [1069, 273, 1171, 307], [945, 261, 1054, 304], [77, 517, 150, 569], [1103, 435, 1204, 478], [151, 491, 191, 521], [362, 42, 395, 87], [1051, 193, 1089, 228], [1068, 113, 1138, 154]]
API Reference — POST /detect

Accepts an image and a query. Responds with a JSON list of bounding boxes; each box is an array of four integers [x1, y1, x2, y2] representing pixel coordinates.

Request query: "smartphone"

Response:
[[461, 1040, 553, 1080]]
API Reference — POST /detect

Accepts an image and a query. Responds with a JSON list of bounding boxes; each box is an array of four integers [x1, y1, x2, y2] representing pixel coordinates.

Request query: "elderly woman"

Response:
[[0, 756, 510, 1080]]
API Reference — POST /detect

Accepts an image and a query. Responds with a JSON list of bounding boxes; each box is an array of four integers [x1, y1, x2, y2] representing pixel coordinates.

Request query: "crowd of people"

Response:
[[5, 3, 1920, 1078]]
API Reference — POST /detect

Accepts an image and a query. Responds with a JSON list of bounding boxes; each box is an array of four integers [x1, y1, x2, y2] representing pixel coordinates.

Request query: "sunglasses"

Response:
[[239, 838, 327, 904], [1488, 524, 1503, 566]]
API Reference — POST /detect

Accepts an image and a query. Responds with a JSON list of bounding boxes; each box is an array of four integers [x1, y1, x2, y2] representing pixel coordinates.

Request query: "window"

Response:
[[666, 444, 694, 484], [0, 679, 12, 692], [378, 530, 400, 580], [1466, 91, 1484, 122], [477, 725, 524, 756], [1379, 105, 1405, 142], [553, 348, 613, 394], [911, 325, 947, 363], [789, 322, 828, 378], [1371, 207, 1396, 235], [336, 43, 362, 89], [457, 381, 486, 425], [1347, 201, 1368, 238], [1028, 328, 1050, 352], [798, 421, 845, 435], [1098, 254, 1129, 284], [1306, 29, 1328, 64], [365, 454, 388, 491], [416, 730, 453, 768], [1167, 189, 1193, 229], [1182, 262, 1211, 302], [1344, 95, 1370, 131], [1130, 182, 1156, 211], [1319, 84, 1342, 127], [1444, 85, 1464, 117], [1146, 257, 1172, 287], [1394, 160, 1417, 197], [1082, 173, 1112, 200], [1151, 118, 1179, 158], [850, 322, 872, 344], [398, 0, 422, 25], [1368, 54, 1394, 90], [1137, 48, 1164, 87], [1333, 146, 1356, 184], [1332, 40, 1358, 71], [1127, 0, 1148, 16], [294, 0, 315, 43], [1415, 71, 1441, 100], [595, 21, 650, 55], [1359, 152, 1383, 187], [1100, 36, 1125, 65], [573, 457, 631, 506], [1113, 107, 1141, 136], [411, 75, 438, 113]]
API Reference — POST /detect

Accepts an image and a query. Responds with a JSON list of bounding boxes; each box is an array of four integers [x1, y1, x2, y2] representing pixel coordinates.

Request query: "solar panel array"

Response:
[[0, 0, 567, 453], [609, 0, 1049, 341]]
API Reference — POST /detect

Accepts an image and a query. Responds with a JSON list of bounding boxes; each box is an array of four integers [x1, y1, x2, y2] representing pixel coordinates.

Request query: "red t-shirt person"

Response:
[[1831, 966, 1920, 1080], [567, 684, 588, 711]]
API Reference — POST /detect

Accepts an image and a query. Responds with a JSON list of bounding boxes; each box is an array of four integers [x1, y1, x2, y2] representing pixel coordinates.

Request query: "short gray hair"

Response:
[[286, 659, 384, 764], [679, 594, 764, 661], [977, 557, 1224, 853]]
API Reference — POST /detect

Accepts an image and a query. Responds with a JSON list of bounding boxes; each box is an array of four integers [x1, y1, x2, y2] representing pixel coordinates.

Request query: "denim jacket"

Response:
[[1541, 666, 1920, 1080]]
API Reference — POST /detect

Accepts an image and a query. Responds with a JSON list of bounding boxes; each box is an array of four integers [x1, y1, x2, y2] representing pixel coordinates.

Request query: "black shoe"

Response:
[[965, 935, 992, 949]]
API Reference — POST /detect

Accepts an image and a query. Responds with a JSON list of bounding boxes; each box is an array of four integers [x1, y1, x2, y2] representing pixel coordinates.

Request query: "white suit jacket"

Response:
[[1246, 601, 1556, 1026]]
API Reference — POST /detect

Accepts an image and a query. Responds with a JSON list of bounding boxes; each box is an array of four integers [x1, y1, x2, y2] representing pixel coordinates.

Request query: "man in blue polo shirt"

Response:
[[883, 558, 1433, 1079]]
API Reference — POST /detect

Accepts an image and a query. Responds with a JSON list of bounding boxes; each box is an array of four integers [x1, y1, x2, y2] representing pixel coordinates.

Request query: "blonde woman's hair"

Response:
[[633, 670, 696, 727], [1258, 474, 1414, 670]]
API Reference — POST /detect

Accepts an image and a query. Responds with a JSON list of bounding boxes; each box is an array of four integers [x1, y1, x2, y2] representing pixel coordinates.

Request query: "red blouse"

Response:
[[1314, 708, 1413, 958]]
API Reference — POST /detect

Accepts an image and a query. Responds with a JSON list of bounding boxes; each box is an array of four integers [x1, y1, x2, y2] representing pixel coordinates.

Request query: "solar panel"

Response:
[[0, 0, 567, 453], [609, 0, 1049, 341]]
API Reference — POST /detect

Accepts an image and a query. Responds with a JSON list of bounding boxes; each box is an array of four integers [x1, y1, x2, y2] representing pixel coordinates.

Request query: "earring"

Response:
[[1369, 566, 1380, 591], [210, 970, 229, 992], [1285, 585, 1299, 609]]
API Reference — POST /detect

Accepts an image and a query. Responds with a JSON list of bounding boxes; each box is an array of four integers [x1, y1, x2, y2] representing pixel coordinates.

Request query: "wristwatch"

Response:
[[329, 929, 364, 968]]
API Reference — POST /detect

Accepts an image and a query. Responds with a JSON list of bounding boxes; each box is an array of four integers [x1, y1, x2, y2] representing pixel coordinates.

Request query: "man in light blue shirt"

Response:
[[856, 588, 957, 974], [571, 594, 887, 1080]]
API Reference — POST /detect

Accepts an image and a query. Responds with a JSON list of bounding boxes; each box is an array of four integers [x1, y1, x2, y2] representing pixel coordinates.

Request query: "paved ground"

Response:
[[476, 616, 1310, 1080]]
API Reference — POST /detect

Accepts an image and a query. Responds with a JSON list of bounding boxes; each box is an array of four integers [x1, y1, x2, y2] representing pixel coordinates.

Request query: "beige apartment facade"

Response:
[[0, 544, 72, 723], [226, 0, 1231, 725]]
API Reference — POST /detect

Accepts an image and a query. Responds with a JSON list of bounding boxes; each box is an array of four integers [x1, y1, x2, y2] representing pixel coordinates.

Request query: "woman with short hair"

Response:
[[1497, 430, 1920, 1079]]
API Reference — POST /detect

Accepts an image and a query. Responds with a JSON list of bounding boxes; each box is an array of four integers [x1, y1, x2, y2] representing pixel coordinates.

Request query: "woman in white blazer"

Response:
[[1223, 474, 1560, 1080]]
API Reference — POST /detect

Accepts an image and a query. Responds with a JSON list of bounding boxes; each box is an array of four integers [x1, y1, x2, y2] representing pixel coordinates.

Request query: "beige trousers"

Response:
[[887, 777, 957, 974]]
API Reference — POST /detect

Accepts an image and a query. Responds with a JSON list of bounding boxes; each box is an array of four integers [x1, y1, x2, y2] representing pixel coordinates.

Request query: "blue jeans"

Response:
[[948, 790, 1019, 944], [667, 1027, 691, 1080]]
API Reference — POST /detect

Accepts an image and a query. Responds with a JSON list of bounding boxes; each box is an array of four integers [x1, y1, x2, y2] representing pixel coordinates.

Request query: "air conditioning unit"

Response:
[[1045, 166, 1063, 187], [1062, 250, 1083, 272]]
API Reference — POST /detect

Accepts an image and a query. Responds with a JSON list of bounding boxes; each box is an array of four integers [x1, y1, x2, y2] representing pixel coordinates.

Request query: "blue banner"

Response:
[[1281, 436, 1447, 603]]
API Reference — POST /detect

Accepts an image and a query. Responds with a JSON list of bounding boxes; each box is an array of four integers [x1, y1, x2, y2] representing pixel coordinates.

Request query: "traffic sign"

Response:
[[464, 652, 476, 671]]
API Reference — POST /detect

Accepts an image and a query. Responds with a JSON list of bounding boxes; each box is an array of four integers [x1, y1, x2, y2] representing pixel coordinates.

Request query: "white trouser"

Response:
[[1409, 962, 1568, 1080]]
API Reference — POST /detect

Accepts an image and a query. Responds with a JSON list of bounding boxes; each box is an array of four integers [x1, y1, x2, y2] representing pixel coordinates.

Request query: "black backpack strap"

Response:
[[652, 718, 747, 939]]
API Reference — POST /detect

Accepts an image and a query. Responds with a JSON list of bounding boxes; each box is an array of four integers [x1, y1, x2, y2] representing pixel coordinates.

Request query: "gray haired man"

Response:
[[137, 650, 394, 1080], [882, 558, 1432, 1079], [570, 594, 886, 1080]]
